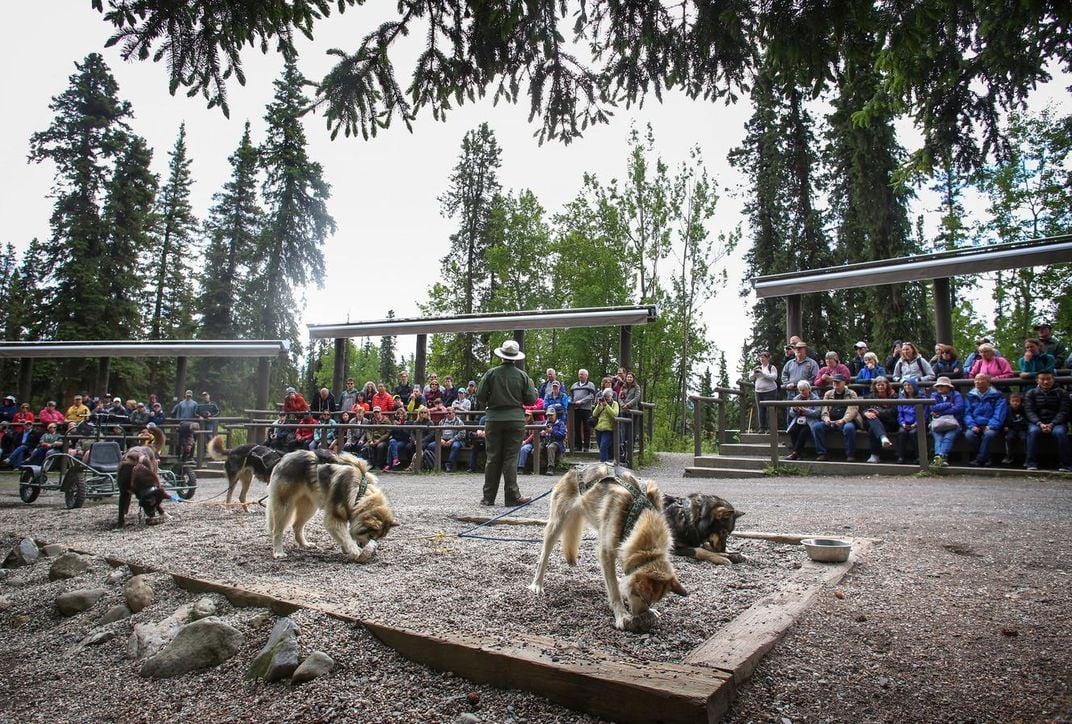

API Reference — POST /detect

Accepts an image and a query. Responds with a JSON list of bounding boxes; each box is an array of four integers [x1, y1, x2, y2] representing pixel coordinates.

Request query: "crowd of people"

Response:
[[260, 365, 643, 475], [750, 323, 1070, 471]]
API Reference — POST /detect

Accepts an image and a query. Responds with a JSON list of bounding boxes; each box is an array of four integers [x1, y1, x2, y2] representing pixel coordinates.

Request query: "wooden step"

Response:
[[694, 454, 1072, 478], [718, 443, 773, 457], [684, 467, 768, 479]]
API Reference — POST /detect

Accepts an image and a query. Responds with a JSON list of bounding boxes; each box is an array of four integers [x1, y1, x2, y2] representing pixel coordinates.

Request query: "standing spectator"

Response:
[[148, 402, 167, 426], [422, 373, 440, 397], [967, 343, 1014, 379], [814, 352, 852, 392], [394, 370, 413, 401], [929, 377, 964, 467], [781, 342, 821, 422], [862, 377, 897, 463], [172, 390, 199, 420], [371, 383, 394, 414], [892, 342, 936, 382], [784, 380, 821, 461], [568, 369, 597, 453], [475, 340, 537, 507], [0, 395, 18, 423], [423, 377, 444, 407], [618, 372, 641, 416], [782, 336, 822, 367], [815, 375, 860, 462], [750, 352, 779, 431], [354, 392, 371, 412], [612, 367, 627, 397], [38, 401, 65, 427], [1034, 322, 1067, 369], [197, 391, 221, 434], [1018, 338, 1055, 382], [465, 380, 481, 412], [541, 380, 569, 418], [538, 369, 561, 398], [591, 388, 620, 463], [13, 402, 35, 432], [311, 387, 337, 414], [452, 387, 472, 414], [338, 378, 359, 412], [599, 376, 618, 401], [963, 374, 1007, 467], [361, 381, 378, 406], [848, 342, 869, 376], [64, 395, 90, 426], [1023, 370, 1071, 472], [1002, 393, 1029, 465], [441, 375, 459, 407], [884, 340, 904, 373], [932, 344, 963, 379], [283, 386, 310, 414]]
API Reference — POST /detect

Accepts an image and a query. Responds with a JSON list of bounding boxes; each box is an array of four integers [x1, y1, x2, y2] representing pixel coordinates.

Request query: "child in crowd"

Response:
[[1002, 393, 1028, 465], [896, 379, 922, 464]]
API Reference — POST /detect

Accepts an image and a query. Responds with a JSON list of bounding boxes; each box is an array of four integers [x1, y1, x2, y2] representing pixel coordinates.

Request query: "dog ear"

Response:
[[733, 510, 745, 519], [670, 577, 688, 597], [715, 506, 736, 521]]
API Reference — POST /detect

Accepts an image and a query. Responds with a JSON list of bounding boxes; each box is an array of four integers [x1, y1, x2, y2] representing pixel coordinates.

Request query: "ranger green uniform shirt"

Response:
[[476, 362, 538, 422]]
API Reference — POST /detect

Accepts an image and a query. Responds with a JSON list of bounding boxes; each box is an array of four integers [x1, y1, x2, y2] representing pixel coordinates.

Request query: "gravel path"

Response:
[[1, 453, 1070, 722]]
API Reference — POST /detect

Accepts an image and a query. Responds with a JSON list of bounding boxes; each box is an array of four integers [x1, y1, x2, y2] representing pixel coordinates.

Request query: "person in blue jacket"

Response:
[[541, 380, 570, 418], [896, 379, 924, 463], [929, 377, 965, 467], [962, 373, 1007, 467]]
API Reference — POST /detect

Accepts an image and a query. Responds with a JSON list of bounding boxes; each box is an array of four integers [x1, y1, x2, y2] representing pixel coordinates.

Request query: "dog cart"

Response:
[[17, 440, 198, 509]]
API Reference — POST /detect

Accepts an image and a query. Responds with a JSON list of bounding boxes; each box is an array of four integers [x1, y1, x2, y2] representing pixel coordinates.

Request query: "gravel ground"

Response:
[[1, 453, 1070, 722]]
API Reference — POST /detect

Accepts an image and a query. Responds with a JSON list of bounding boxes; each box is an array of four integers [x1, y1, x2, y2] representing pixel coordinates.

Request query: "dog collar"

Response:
[[356, 473, 369, 502]]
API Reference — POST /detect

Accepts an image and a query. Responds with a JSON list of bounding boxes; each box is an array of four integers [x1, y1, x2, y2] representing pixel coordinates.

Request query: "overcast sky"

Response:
[[1, 5, 1067, 378]]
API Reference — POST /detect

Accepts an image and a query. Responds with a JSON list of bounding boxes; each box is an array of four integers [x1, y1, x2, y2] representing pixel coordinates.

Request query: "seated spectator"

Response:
[[441, 375, 458, 406], [64, 395, 90, 426], [384, 408, 412, 471], [465, 380, 480, 410], [963, 374, 1007, 467], [962, 337, 1003, 374], [541, 380, 569, 418], [855, 352, 886, 384], [467, 413, 488, 472], [344, 407, 372, 459], [781, 342, 820, 404], [785, 380, 821, 461], [392, 394, 403, 411], [294, 412, 317, 451], [929, 377, 965, 467], [128, 402, 151, 428], [518, 410, 537, 472], [523, 395, 546, 422], [968, 343, 1014, 379], [404, 386, 426, 414], [361, 381, 378, 406], [519, 406, 566, 474], [849, 342, 869, 376], [931, 344, 963, 379], [13, 402, 35, 432], [1034, 322, 1067, 369], [429, 406, 466, 472], [36, 401, 63, 428], [283, 386, 309, 414], [428, 397, 449, 424], [862, 377, 897, 463], [1018, 337, 1055, 382], [354, 392, 371, 412], [26, 422, 64, 466], [422, 373, 440, 397], [5, 420, 44, 469], [311, 387, 337, 413], [892, 342, 935, 382], [813, 375, 859, 461], [884, 341, 904, 374], [1002, 393, 1028, 465], [1023, 371, 1071, 472], [423, 377, 444, 407], [148, 402, 167, 426], [338, 378, 358, 412], [265, 412, 290, 449], [371, 383, 394, 414], [393, 370, 413, 401], [895, 379, 923, 464], [452, 387, 472, 413], [814, 352, 852, 391], [310, 410, 336, 450], [368, 407, 392, 468], [538, 369, 561, 398]]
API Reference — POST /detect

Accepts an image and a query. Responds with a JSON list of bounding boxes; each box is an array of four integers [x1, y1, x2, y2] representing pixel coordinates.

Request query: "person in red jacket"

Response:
[[371, 383, 395, 413], [282, 386, 309, 415], [37, 400, 66, 427], [12, 403, 34, 433], [293, 412, 316, 450]]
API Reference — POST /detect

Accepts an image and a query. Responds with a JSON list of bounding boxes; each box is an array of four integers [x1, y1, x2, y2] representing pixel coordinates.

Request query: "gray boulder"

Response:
[[191, 597, 217, 620], [42, 543, 68, 557], [127, 616, 183, 660], [246, 617, 301, 682], [99, 604, 132, 625], [4, 538, 39, 568], [124, 575, 154, 613], [292, 651, 334, 684], [49, 552, 90, 581], [139, 618, 243, 679], [80, 629, 117, 646], [0, 596, 11, 612], [56, 588, 107, 616], [105, 567, 129, 585]]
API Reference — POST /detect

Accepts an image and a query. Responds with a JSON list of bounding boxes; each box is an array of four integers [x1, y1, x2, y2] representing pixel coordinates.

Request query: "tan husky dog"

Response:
[[529, 464, 687, 630]]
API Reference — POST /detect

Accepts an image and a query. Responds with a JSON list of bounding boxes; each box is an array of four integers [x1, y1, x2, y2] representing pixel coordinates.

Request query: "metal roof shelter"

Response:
[[751, 235, 1072, 344], [307, 305, 659, 393], [0, 340, 290, 408]]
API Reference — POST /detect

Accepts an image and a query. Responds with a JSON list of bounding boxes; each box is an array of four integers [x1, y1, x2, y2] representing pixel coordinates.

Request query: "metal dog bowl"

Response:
[[800, 538, 851, 562]]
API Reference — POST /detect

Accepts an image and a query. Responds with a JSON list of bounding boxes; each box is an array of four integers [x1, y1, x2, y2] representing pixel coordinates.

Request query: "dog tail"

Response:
[[207, 435, 229, 461], [644, 480, 663, 511], [147, 427, 166, 453]]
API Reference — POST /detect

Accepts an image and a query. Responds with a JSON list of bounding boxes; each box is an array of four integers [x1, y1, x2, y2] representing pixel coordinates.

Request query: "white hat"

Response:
[[934, 376, 954, 389], [854, 341, 868, 349], [494, 340, 525, 361]]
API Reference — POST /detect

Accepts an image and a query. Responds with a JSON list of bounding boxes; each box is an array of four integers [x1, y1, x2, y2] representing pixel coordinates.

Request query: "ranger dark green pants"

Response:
[[482, 418, 526, 504]]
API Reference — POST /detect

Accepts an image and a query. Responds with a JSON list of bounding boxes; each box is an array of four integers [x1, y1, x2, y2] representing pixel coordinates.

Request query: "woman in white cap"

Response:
[[475, 340, 538, 507], [929, 376, 965, 467]]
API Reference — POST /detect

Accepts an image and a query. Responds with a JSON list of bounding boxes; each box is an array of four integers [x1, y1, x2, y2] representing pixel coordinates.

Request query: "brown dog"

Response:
[[117, 427, 169, 527]]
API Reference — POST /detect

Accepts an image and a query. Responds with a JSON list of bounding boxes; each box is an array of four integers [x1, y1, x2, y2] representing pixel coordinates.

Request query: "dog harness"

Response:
[[578, 467, 656, 541]]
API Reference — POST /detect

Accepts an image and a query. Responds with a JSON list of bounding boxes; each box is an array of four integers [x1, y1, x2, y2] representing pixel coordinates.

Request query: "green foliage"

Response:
[[378, 310, 398, 383]]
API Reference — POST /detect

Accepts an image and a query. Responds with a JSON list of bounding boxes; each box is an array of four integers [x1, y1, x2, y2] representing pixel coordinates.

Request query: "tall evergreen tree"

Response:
[[27, 53, 132, 354], [200, 122, 263, 339], [250, 60, 335, 355], [378, 310, 398, 383], [149, 124, 198, 341]]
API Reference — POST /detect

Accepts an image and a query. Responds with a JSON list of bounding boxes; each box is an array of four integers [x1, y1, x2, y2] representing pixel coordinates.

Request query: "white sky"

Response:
[[1, 5, 1067, 377]]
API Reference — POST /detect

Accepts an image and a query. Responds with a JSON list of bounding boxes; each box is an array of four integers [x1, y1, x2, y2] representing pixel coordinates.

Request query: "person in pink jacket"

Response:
[[968, 343, 1014, 379]]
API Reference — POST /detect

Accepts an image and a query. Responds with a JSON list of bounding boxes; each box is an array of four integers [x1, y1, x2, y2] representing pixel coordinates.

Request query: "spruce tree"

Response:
[[378, 310, 398, 384], [201, 122, 263, 339], [28, 53, 132, 350], [149, 124, 198, 340], [250, 60, 334, 351]]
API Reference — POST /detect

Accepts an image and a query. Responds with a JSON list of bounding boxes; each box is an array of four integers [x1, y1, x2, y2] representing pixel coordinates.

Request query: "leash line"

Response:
[[457, 488, 553, 543]]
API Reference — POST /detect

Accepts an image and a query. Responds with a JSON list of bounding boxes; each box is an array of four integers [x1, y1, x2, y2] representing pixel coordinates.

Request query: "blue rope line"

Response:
[[457, 488, 553, 543]]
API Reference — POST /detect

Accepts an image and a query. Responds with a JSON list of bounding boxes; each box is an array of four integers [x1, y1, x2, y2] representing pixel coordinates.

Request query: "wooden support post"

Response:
[[17, 357, 33, 406], [513, 330, 525, 372], [933, 277, 952, 344], [769, 402, 780, 468], [415, 334, 427, 387], [612, 419, 620, 464], [635, 411, 645, 462], [619, 325, 632, 371], [96, 357, 111, 396], [916, 401, 930, 472], [332, 338, 346, 396], [786, 294, 803, 342], [717, 397, 727, 445], [174, 356, 188, 404], [692, 398, 702, 457], [255, 358, 272, 411]]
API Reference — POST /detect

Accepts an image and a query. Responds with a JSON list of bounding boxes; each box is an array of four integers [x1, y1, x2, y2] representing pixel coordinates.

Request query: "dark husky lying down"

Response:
[[662, 493, 745, 564]]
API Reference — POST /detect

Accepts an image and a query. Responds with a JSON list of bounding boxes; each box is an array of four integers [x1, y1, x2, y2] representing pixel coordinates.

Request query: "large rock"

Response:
[[139, 618, 243, 679], [124, 575, 154, 613], [191, 597, 217, 620], [4, 538, 39, 568], [246, 617, 301, 682], [99, 604, 132, 625], [49, 552, 90, 581], [127, 617, 184, 660], [292, 651, 334, 684], [42, 543, 68, 557], [56, 588, 107, 616]]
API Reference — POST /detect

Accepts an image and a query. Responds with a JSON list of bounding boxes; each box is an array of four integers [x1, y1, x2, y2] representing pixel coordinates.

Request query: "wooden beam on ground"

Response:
[[730, 531, 811, 544], [452, 515, 548, 527]]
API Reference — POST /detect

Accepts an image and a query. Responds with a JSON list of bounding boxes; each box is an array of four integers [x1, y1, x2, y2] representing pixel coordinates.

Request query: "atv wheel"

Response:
[[175, 467, 197, 500], [62, 468, 86, 509], [18, 469, 41, 503]]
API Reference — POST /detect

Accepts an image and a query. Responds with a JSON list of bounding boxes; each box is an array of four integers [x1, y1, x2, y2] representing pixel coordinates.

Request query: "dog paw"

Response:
[[272, 551, 288, 559], [527, 582, 544, 596], [726, 551, 747, 564], [613, 613, 633, 631]]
